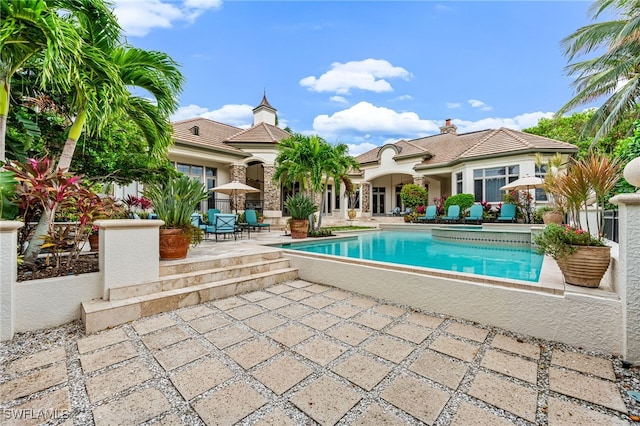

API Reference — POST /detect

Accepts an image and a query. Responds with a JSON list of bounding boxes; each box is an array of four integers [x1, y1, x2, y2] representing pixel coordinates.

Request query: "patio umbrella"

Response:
[[210, 181, 260, 214], [500, 176, 544, 191], [500, 176, 544, 224]]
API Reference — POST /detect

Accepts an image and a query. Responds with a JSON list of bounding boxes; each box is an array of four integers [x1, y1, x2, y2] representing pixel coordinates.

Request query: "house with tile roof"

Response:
[[351, 119, 579, 218], [167, 95, 292, 217]]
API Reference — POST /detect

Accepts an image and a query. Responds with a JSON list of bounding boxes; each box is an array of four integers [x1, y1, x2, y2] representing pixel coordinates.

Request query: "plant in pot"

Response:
[[534, 154, 621, 287], [143, 175, 209, 260], [536, 153, 566, 225], [285, 193, 317, 239]]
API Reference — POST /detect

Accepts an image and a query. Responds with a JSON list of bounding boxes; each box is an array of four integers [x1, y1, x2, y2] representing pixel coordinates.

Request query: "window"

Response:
[[473, 165, 519, 202], [456, 172, 463, 194], [534, 164, 548, 201], [176, 163, 204, 182]]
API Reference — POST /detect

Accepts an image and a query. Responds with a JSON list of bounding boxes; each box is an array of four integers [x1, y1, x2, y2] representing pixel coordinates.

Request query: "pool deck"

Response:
[[1, 227, 636, 425]]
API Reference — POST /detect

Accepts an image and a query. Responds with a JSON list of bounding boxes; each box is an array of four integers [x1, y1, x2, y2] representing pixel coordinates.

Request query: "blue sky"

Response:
[[114, 1, 598, 155]]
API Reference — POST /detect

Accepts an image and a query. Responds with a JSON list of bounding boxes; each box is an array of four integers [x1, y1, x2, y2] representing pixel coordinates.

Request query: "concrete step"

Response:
[[110, 258, 291, 301], [81, 267, 299, 333]]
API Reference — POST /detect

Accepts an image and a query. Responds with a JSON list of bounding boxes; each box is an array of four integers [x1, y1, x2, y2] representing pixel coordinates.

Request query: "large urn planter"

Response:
[[556, 245, 611, 288], [159, 228, 191, 260], [289, 219, 309, 239], [347, 209, 357, 220], [542, 210, 563, 225]]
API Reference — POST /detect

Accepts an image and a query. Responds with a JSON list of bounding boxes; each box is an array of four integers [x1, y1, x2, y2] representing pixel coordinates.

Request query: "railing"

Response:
[[603, 209, 619, 243]]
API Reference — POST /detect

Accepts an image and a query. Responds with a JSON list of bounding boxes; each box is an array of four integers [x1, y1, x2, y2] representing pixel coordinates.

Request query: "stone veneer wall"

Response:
[[229, 164, 247, 212], [262, 165, 280, 213], [413, 176, 425, 188], [361, 182, 371, 213]]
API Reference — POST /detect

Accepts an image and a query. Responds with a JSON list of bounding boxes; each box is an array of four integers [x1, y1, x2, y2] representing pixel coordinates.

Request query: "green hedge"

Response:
[[443, 193, 475, 212], [400, 184, 428, 209]]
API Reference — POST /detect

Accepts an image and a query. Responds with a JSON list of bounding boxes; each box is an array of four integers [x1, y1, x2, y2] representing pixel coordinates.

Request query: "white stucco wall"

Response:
[[285, 253, 624, 355], [0, 221, 23, 340], [15, 273, 102, 332]]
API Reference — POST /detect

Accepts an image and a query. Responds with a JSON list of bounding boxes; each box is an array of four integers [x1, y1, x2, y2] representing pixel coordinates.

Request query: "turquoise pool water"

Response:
[[281, 231, 544, 282]]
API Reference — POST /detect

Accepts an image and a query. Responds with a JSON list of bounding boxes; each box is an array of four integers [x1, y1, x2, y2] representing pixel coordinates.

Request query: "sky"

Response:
[[112, 0, 600, 155]]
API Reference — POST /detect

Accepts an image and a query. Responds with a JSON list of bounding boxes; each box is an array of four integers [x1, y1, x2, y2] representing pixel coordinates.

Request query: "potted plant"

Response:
[[534, 154, 621, 287], [143, 175, 209, 260], [534, 223, 610, 287], [285, 193, 317, 239], [536, 153, 566, 225]]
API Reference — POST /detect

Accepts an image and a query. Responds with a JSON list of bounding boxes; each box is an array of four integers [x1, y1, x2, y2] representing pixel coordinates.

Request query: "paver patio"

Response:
[[1, 279, 637, 425]]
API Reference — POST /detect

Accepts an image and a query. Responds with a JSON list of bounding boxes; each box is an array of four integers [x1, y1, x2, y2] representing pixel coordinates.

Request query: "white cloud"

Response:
[[348, 142, 378, 156], [171, 103, 254, 127], [453, 111, 554, 133], [113, 0, 222, 37], [468, 99, 493, 111], [313, 101, 439, 137], [446, 102, 461, 109], [393, 95, 413, 101], [330, 96, 348, 104], [300, 59, 412, 95]]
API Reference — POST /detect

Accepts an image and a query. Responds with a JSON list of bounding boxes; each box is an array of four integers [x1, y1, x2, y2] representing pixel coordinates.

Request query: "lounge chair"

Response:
[[399, 207, 412, 216], [204, 213, 238, 241], [245, 209, 270, 232], [416, 205, 437, 222], [465, 204, 484, 224], [441, 205, 461, 223], [497, 203, 517, 223], [388, 207, 401, 216]]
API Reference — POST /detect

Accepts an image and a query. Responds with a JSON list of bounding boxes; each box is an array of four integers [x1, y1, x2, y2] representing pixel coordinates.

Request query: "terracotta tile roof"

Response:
[[356, 128, 577, 168], [225, 122, 290, 144], [171, 118, 245, 153]]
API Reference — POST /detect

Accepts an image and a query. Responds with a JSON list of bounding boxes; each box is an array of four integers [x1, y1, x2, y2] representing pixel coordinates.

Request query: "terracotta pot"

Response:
[[289, 219, 309, 239], [543, 210, 563, 225], [347, 209, 357, 220], [88, 234, 99, 252], [159, 228, 191, 260], [556, 245, 611, 288]]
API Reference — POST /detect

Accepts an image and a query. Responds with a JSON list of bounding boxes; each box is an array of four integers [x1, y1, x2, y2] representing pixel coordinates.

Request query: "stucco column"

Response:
[[413, 175, 425, 187], [229, 164, 247, 212], [361, 182, 371, 214], [262, 164, 281, 215], [97, 219, 163, 300], [610, 192, 640, 364], [0, 221, 23, 341]]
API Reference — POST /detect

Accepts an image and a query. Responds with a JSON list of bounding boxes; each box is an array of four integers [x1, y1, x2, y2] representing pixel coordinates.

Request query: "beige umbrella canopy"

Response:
[[500, 176, 544, 191], [210, 181, 260, 214]]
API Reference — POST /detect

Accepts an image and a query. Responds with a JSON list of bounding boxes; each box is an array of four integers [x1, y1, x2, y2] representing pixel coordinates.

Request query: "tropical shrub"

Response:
[[284, 193, 317, 220], [444, 193, 475, 212], [400, 184, 428, 209], [433, 196, 448, 215]]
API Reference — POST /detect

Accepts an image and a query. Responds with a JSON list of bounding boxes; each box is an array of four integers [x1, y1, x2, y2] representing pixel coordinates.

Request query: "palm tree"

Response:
[[274, 133, 359, 227], [22, 0, 184, 263], [0, 0, 80, 162], [557, 0, 640, 143]]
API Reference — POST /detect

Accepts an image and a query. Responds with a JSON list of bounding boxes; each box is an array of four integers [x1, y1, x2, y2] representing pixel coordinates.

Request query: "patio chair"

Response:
[[388, 207, 401, 216], [416, 205, 437, 222], [204, 213, 238, 241], [399, 207, 412, 216], [191, 212, 206, 230], [497, 203, 517, 223], [464, 204, 484, 224], [441, 205, 461, 223], [206, 208, 220, 225], [245, 209, 270, 232]]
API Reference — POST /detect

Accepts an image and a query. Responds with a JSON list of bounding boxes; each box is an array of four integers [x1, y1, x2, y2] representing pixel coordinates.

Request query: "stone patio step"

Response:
[[81, 267, 299, 333], [159, 251, 283, 276], [110, 258, 291, 301]]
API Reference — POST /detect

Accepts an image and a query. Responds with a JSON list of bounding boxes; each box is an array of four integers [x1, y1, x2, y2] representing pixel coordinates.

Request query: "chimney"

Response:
[[440, 118, 457, 135]]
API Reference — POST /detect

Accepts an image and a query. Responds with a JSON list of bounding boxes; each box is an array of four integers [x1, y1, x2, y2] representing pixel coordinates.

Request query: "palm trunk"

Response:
[[0, 79, 10, 163], [23, 111, 87, 264], [57, 109, 86, 170]]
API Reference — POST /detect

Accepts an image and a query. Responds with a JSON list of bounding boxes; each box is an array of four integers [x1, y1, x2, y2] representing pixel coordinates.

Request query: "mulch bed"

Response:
[[17, 253, 99, 282]]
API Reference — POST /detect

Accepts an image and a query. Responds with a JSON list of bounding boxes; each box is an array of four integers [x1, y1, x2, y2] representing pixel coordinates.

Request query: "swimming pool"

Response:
[[280, 230, 544, 282]]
